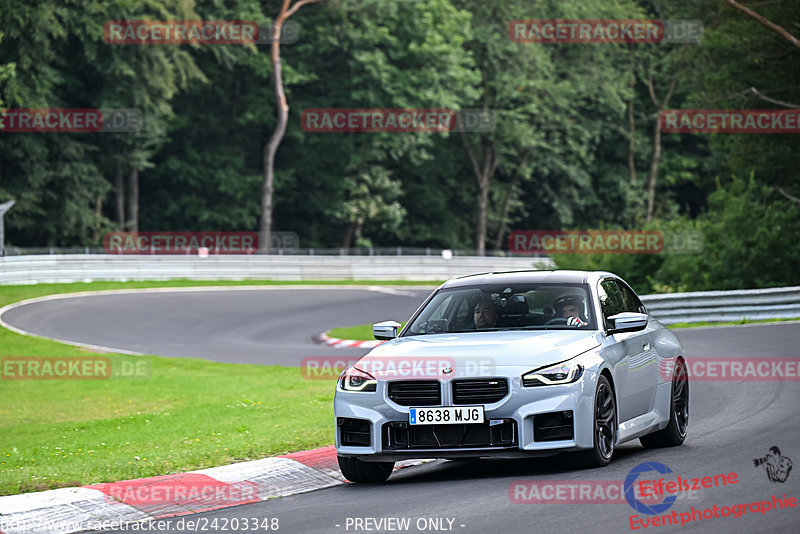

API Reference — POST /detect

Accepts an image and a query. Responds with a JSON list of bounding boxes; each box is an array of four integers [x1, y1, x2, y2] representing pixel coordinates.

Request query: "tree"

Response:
[[723, 0, 800, 49], [684, 0, 800, 201], [0, 0, 205, 245], [260, 0, 325, 252], [276, 0, 480, 248], [455, 0, 647, 253]]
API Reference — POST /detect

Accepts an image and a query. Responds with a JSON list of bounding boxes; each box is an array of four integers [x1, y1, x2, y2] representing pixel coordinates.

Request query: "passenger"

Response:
[[553, 295, 588, 327]]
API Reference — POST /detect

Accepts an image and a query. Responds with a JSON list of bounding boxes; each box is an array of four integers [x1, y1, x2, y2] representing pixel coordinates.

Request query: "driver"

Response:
[[553, 295, 588, 327], [473, 294, 499, 328]]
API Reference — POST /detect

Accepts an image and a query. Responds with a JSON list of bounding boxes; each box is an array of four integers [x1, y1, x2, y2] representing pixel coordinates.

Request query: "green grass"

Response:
[[0, 280, 436, 496], [668, 317, 800, 329]]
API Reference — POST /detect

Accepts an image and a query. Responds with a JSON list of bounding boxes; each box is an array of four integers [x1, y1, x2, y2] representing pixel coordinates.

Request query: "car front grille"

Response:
[[452, 378, 509, 405], [382, 419, 517, 450], [387, 381, 441, 406]]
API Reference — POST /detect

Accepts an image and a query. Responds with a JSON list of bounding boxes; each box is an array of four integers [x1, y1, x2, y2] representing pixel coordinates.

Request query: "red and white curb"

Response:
[[0, 446, 431, 534], [317, 331, 385, 349]]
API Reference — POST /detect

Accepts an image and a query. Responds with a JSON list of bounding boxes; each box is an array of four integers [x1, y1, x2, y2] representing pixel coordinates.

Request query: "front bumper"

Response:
[[334, 365, 600, 462]]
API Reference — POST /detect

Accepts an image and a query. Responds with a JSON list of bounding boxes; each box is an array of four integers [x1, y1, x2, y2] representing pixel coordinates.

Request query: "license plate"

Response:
[[409, 406, 484, 425]]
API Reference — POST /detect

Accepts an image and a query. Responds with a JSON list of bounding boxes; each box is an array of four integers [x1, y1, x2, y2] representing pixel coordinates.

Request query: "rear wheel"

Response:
[[337, 456, 394, 483], [640, 358, 689, 448], [576, 375, 616, 468]]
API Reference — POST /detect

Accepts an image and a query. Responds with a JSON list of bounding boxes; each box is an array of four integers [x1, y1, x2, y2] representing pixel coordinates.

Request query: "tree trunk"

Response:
[[115, 164, 125, 226], [492, 152, 529, 251], [724, 0, 800, 49], [354, 218, 364, 246], [475, 181, 489, 255], [127, 167, 138, 232], [94, 195, 103, 242], [461, 130, 496, 255], [341, 220, 356, 249], [645, 74, 676, 224], [260, 0, 325, 253], [492, 179, 515, 252], [628, 78, 637, 185], [646, 120, 662, 223], [260, 31, 287, 253]]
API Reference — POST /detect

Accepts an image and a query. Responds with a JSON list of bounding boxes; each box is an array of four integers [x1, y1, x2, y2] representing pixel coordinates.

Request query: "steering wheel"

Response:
[[545, 317, 568, 326]]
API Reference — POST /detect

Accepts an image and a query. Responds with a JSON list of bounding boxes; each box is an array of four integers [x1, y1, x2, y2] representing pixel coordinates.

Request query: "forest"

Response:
[[0, 0, 798, 292]]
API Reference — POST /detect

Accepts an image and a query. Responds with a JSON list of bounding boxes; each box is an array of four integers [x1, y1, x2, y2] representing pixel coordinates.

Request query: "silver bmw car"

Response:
[[334, 270, 689, 482]]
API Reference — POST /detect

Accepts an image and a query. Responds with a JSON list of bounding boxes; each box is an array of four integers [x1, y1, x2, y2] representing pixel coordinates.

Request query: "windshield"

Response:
[[403, 283, 596, 336]]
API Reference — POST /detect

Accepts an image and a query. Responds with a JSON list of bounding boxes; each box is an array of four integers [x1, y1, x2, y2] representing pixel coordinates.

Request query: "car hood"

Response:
[[356, 330, 602, 379]]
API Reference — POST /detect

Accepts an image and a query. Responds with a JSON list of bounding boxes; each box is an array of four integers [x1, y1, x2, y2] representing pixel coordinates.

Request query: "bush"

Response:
[[553, 175, 800, 294]]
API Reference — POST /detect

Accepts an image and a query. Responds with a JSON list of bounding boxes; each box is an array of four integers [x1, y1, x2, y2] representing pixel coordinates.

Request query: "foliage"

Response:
[[555, 176, 800, 293], [0, 0, 797, 291]]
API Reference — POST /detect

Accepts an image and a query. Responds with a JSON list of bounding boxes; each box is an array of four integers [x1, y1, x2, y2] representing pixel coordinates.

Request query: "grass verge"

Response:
[[0, 280, 435, 496], [668, 317, 800, 329]]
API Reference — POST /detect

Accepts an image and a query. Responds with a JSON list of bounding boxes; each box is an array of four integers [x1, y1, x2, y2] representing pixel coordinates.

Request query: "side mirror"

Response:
[[373, 320, 402, 340], [607, 312, 648, 334]]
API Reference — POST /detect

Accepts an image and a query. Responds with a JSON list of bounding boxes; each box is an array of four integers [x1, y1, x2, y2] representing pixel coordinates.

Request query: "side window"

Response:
[[598, 280, 624, 327], [428, 294, 453, 321], [617, 281, 645, 314]]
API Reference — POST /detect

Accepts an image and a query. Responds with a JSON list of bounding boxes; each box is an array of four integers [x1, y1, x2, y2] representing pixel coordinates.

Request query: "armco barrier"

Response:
[[640, 286, 800, 325], [1, 256, 797, 325], [0, 254, 553, 285]]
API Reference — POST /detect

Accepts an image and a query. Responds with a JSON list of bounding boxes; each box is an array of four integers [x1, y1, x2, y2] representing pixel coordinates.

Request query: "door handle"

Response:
[[643, 342, 651, 351]]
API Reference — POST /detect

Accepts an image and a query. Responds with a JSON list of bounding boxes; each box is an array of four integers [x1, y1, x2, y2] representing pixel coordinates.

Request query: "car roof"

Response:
[[440, 270, 614, 289]]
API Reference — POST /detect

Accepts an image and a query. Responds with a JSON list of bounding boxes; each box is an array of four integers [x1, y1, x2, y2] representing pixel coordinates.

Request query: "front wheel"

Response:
[[640, 358, 689, 448], [337, 455, 394, 483], [575, 375, 616, 468]]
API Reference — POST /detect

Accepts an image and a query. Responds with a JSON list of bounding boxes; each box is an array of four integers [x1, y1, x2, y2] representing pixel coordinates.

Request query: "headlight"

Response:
[[339, 366, 377, 392], [522, 360, 583, 387]]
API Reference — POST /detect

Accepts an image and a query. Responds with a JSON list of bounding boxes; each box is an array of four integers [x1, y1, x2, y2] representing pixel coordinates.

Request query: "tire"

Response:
[[575, 375, 617, 468], [337, 455, 394, 483], [640, 358, 689, 449]]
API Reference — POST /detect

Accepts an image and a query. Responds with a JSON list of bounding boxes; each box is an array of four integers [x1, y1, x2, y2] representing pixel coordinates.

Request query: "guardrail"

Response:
[[1, 255, 798, 325], [3, 245, 524, 257], [641, 286, 800, 325], [0, 254, 554, 285]]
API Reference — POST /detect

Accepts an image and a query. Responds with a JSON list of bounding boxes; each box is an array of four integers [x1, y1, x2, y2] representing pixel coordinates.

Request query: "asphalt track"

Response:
[[3, 288, 800, 533], [0, 287, 434, 365]]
